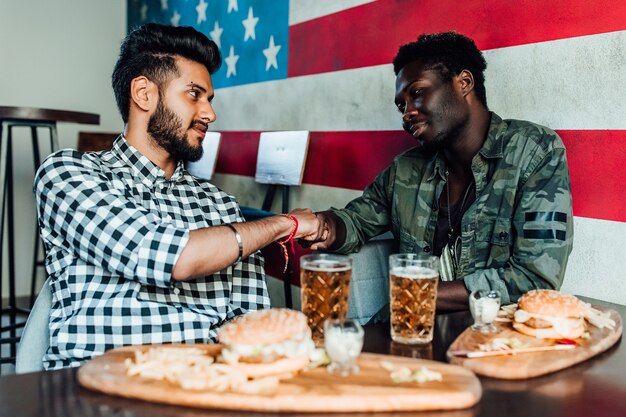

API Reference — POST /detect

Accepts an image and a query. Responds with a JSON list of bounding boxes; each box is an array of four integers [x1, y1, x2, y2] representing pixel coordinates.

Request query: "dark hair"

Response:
[[112, 23, 221, 123], [393, 32, 488, 109]]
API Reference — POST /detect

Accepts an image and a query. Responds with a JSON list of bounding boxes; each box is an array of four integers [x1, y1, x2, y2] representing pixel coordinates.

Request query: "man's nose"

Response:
[[199, 102, 216, 123], [402, 104, 418, 123]]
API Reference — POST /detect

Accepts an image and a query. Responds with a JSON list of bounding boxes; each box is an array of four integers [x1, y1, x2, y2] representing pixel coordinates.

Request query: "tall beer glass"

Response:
[[300, 253, 352, 343], [389, 254, 439, 344]]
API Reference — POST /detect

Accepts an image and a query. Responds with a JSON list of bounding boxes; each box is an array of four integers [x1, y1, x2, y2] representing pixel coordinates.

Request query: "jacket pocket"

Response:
[[488, 217, 513, 266], [398, 228, 436, 256]]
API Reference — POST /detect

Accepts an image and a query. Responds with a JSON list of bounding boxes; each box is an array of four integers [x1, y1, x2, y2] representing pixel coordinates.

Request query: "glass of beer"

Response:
[[389, 254, 439, 344], [300, 253, 352, 343]]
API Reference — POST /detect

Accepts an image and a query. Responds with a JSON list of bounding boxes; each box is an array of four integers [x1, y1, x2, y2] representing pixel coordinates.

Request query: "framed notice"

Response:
[[186, 132, 222, 180], [255, 131, 310, 186]]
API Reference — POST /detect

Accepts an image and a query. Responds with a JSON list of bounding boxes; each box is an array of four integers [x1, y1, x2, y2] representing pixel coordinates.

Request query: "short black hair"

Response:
[[112, 23, 221, 123], [393, 32, 488, 109]]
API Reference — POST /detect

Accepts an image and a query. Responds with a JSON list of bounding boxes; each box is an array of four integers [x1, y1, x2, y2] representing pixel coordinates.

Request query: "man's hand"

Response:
[[298, 211, 345, 251], [287, 208, 320, 239], [436, 280, 470, 311]]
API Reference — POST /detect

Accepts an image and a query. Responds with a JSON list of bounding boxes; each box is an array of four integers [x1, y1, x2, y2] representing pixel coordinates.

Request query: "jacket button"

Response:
[[499, 231, 508, 240], [173, 287, 181, 295], [423, 246, 431, 253]]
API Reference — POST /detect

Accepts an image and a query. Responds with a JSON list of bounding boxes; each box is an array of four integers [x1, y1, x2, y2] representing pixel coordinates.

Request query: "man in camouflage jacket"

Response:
[[305, 32, 573, 311]]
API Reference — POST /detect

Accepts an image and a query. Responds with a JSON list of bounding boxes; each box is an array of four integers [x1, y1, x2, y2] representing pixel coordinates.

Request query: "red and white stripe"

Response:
[[210, 0, 626, 304]]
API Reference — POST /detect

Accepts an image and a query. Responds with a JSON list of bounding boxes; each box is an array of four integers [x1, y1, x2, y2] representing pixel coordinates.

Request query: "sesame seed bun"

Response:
[[218, 308, 310, 346], [217, 309, 314, 378], [518, 290, 585, 318], [513, 290, 586, 339]]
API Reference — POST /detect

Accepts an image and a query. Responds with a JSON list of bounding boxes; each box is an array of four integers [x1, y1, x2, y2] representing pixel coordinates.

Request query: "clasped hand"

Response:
[[288, 210, 335, 250]]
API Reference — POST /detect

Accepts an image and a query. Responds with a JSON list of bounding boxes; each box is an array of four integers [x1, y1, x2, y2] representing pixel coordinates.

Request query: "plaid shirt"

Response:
[[34, 136, 269, 369]]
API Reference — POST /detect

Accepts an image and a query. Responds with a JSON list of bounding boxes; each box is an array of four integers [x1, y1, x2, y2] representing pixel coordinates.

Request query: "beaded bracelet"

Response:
[[277, 214, 298, 273], [225, 223, 243, 264]]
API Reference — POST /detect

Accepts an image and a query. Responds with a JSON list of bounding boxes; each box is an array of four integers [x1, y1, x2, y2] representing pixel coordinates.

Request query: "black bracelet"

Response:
[[225, 223, 243, 264]]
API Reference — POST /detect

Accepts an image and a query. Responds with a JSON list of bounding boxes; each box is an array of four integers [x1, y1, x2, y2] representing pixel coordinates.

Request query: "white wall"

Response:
[[0, 0, 127, 299]]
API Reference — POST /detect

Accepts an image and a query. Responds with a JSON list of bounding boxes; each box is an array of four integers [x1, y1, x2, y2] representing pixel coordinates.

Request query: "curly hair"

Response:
[[392, 32, 488, 109], [112, 23, 222, 123]]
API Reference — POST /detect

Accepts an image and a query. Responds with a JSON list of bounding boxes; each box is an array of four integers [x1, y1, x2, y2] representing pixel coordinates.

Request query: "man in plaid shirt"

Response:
[[34, 23, 319, 369]]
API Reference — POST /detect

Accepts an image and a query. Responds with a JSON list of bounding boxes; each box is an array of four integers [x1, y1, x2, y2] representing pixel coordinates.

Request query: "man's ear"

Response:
[[130, 76, 159, 112], [456, 69, 475, 98]]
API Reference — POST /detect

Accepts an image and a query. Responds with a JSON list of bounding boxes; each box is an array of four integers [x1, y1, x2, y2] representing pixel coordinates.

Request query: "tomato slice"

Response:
[[556, 338, 578, 345]]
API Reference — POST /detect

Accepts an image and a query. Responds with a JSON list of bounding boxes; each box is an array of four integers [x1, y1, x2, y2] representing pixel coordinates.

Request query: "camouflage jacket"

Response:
[[331, 113, 573, 304]]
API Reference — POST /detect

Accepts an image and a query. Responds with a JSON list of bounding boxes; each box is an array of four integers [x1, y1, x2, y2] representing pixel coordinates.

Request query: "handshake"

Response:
[[287, 209, 343, 251]]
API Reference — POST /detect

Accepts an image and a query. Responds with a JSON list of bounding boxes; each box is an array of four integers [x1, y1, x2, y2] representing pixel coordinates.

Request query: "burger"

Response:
[[217, 308, 315, 378], [512, 289, 586, 339]]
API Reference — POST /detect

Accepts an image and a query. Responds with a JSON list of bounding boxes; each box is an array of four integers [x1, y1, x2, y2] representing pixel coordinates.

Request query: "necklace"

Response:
[[445, 170, 474, 240]]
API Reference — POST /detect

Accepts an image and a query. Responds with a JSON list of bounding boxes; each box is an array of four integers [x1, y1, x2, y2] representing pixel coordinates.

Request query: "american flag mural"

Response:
[[128, 0, 626, 304]]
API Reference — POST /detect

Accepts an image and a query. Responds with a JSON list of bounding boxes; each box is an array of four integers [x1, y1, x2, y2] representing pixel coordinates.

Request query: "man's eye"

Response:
[[189, 90, 199, 98], [396, 104, 405, 113], [411, 88, 422, 98]]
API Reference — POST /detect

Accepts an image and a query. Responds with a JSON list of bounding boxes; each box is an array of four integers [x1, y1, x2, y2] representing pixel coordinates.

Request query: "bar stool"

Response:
[[0, 106, 99, 368]]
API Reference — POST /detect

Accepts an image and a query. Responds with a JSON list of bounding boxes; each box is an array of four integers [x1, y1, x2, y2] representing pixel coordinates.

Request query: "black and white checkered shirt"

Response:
[[34, 136, 269, 369]]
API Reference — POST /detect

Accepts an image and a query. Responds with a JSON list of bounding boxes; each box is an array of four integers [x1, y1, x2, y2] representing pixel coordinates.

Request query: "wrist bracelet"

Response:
[[277, 214, 299, 273], [225, 223, 243, 264]]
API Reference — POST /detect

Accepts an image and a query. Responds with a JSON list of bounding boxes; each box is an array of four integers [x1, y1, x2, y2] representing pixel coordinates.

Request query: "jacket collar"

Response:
[[426, 112, 505, 181], [478, 112, 506, 159]]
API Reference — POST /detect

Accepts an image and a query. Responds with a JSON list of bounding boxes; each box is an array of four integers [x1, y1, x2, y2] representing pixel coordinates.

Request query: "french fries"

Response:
[[125, 347, 279, 394]]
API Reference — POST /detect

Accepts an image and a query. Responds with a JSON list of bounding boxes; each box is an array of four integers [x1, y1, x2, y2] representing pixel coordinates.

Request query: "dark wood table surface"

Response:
[[0, 297, 624, 417], [0, 106, 100, 125]]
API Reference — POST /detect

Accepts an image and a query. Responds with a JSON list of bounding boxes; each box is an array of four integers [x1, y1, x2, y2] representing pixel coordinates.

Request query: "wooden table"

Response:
[[0, 297, 624, 417]]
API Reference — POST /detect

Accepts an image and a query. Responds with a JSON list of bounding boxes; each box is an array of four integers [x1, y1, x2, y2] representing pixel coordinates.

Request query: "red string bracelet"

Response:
[[277, 214, 298, 273]]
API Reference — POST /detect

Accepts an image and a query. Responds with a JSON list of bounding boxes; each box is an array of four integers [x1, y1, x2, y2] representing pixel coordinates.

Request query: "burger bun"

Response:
[[512, 320, 585, 339], [227, 355, 311, 379], [217, 309, 314, 378], [513, 290, 586, 339], [518, 289, 585, 318], [218, 308, 310, 347]]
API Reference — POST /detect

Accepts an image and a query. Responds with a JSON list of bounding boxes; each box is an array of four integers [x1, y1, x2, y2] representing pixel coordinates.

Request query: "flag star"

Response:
[[196, 0, 208, 25], [161, 0, 168, 11], [263, 35, 281, 71], [225, 46, 239, 78], [209, 21, 224, 49], [171, 10, 181, 26], [242, 7, 259, 41], [140, 3, 148, 21], [227, 0, 238, 13]]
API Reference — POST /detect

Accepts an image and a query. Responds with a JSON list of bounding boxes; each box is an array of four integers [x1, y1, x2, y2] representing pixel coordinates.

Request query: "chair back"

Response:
[[347, 235, 397, 324], [16, 277, 52, 374], [255, 130, 309, 186]]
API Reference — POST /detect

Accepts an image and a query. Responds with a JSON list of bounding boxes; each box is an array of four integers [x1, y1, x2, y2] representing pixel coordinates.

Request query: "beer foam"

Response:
[[391, 266, 438, 279], [302, 260, 351, 272]]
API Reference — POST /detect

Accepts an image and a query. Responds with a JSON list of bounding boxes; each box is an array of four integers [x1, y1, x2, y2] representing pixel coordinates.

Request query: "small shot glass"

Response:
[[469, 289, 501, 333], [323, 319, 364, 377]]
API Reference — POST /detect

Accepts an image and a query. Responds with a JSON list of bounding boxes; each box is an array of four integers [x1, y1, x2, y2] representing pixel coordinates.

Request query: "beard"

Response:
[[404, 119, 451, 155], [407, 87, 467, 155], [147, 99, 204, 162]]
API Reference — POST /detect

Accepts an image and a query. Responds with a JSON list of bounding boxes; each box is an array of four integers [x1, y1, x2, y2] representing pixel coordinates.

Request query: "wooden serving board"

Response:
[[447, 306, 622, 380], [78, 344, 481, 413]]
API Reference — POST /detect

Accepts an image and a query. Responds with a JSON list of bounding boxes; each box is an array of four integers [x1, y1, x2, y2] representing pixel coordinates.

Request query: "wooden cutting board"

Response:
[[447, 306, 622, 380], [78, 344, 481, 413]]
